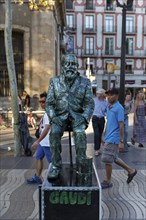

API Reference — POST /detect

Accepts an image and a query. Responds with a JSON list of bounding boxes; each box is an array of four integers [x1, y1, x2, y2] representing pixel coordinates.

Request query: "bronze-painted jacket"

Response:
[[46, 74, 94, 125]]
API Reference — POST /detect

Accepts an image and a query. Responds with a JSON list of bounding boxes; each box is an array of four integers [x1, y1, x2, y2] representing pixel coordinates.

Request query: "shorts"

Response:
[[36, 144, 52, 163], [101, 142, 119, 164]]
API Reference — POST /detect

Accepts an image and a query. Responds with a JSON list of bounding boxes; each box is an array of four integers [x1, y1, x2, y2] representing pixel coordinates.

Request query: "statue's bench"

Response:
[[39, 163, 101, 220]]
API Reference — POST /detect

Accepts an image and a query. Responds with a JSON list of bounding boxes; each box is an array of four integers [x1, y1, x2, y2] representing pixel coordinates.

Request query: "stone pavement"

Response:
[[0, 114, 146, 220]]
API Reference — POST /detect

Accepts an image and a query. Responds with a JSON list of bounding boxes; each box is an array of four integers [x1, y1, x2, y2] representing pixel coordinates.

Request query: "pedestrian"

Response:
[[123, 92, 132, 151], [131, 90, 146, 147], [101, 88, 137, 189], [18, 94, 22, 111], [46, 54, 94, 179], [21, 90, 30, 110], [26, 92, 51, 184], [92, 88, 108, 156]]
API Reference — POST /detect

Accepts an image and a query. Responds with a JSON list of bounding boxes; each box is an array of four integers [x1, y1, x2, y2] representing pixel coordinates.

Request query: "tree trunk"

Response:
[[4, 0, 22, 156]]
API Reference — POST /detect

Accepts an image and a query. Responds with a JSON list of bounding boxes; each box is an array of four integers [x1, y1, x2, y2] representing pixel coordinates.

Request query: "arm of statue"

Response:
[[45, 79, 57, 122], [81, 79, 94, 124]]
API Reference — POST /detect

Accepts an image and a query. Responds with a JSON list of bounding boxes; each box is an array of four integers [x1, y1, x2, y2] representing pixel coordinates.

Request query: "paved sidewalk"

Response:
[[0, 114, 146, 220]]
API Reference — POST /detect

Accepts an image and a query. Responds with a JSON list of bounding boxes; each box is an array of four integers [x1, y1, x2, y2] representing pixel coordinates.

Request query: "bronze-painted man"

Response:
[[46, 54, 94, 179]]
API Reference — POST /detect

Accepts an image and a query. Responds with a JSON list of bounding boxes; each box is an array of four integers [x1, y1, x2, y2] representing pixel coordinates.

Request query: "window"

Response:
[[85, 37, 94, 54], [85, 15, 94, 30], [106, 0, 114, 10], [66, 0, 73, 10], [105, 15, 114, 32], [127, 0, 133, 11], [66, 15, 73, 28], [105, 38, 114, 55], [67, 36, 74, 53], [126, 38, 133, 55], [0, 31, 24, 96], [85, 0, 94, 10], [85, 58, 94, 74], [125, 61, 133, 74], [126, 16, 134, 33]]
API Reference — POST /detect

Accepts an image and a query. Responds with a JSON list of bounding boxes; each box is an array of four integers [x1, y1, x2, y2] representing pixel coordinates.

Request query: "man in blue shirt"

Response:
[[101, 88, 137, 189]]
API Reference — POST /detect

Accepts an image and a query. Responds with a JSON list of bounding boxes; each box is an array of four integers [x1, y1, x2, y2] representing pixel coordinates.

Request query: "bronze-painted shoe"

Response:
[[48, 165, 60, 180]]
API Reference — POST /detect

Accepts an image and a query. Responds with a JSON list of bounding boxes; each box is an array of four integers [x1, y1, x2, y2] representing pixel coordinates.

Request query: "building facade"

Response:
[[0, 0, 66, 101], [65, 0, 146, 94]]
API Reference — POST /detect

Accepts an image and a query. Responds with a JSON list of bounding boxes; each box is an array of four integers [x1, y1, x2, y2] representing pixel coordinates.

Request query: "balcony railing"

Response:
[[125, 70, 134, 74], [100, 50, 146, 57], [66, 26, 76, 32], [126, 50, 134, 56], [81, 49, 98, 57], [82, 27, 97, 33], [103, 26, 117, 33], [101, 50, 114, 56], [126, 27, 136, 34]]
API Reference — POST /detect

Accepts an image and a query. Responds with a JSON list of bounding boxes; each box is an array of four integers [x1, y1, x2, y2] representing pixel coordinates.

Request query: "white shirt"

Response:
[[40, 112, 50, 147]]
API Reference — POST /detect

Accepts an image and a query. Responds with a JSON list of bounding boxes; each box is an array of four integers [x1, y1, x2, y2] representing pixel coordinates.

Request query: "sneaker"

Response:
[[27, 174, 42, 184], [48, 166, 60, 179], [95, 150, 100, 156], [101, 180, 113, 189]]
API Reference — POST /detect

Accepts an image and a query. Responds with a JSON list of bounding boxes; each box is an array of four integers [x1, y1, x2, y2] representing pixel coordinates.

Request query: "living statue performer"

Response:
[[46, 54, 94, 179]]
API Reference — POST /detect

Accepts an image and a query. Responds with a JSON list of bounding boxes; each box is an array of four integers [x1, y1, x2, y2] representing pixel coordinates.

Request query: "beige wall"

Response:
[[0, 2, 66, 98]]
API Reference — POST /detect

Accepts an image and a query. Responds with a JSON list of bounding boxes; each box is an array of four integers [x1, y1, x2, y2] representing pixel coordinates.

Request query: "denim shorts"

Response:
[[101, 142, 119, 164], [36, 144, 52, 163]]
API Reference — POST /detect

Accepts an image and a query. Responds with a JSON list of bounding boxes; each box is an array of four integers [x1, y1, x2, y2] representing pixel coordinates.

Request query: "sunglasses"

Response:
[[39, 100, 45, 104]]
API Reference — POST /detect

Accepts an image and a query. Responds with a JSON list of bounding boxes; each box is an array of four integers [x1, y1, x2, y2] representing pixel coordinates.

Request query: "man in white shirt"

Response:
[[27, 92, 51, 184]]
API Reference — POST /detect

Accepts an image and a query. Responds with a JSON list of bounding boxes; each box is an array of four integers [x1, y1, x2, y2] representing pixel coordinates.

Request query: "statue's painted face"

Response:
[[63, 55, 78, 80]]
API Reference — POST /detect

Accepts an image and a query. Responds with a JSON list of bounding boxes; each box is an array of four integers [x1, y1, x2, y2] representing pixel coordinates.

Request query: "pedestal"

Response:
[[39, 163, 101, 220]]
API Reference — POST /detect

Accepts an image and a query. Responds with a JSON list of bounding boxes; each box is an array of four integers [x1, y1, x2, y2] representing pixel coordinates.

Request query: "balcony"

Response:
[[66, 26, 77, 33], [101, 50, 114, 57], [81, 49, 98, 57], [125, 70, 134, 74], [102, 26, 117, 34], [82, 27, 97, 34], [126, 26, 136, 35]]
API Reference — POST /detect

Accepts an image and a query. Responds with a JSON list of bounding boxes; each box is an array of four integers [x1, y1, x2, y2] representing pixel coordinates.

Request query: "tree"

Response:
[[5, 0, 22, 156], [4, 0, 57, 156]]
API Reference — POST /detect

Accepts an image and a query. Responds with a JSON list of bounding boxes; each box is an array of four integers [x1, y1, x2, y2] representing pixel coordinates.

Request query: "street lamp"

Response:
[[115, 0, 133, 106]]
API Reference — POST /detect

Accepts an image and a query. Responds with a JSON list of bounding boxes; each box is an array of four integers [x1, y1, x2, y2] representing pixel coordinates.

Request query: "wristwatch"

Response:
[[120, 140, 124, 143]]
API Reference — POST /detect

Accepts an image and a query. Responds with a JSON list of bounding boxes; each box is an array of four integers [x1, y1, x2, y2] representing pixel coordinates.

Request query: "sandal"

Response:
[[127, 170, 137, 184]]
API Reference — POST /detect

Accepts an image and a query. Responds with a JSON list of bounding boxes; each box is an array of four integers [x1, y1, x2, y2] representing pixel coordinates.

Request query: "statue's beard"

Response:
[[65, 69, 78, 81]]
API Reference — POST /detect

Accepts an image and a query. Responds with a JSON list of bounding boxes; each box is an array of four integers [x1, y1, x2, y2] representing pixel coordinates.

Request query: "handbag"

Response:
[[35, 127, 40, 139]]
